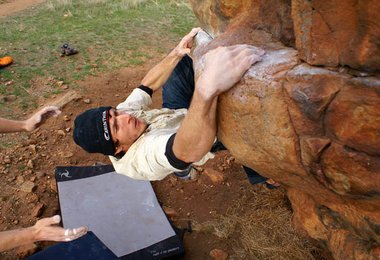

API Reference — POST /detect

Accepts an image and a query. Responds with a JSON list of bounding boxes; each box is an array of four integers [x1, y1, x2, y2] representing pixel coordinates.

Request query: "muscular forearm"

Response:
[[0, 227, 36, 252], [173, 88, 218, 163], [141, 50, 183, 92], [0, 118, 27, 133]]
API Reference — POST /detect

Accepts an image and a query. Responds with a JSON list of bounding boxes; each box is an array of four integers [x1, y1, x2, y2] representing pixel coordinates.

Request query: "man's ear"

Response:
[[114, 145, 126, 159], [115, 145, 125, 155]]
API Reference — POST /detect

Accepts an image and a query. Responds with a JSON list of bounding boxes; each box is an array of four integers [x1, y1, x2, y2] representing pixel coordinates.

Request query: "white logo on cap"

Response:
[[102, 111, 110, 141]]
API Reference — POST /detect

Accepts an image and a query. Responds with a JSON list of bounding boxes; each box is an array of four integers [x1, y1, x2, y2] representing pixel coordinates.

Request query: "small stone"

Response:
[[27, 160, 34, 169], [20, 181, 36, 193], [57, 81, 64, 86], [30, 176, 36, 182], [32, 203, 44, 217], [50, 180, 58, 193], [226, 157, 234, 165], [29, 145, 37, 153], [16, 176, 25, 184], [59, 151, 74, 158], [65, 127, 71, 132], [83, 98, 91, 104], [4, 156, 11, 164], [210, 249, 228, 260], [63, 115, 70, 121], [27, 139, 37, 145], [163, 206, 178, 218], [13, 220, 19, 225], [5, 80, 14, 86], [57, 130, 66, 136], [204, 168, 225, 184]]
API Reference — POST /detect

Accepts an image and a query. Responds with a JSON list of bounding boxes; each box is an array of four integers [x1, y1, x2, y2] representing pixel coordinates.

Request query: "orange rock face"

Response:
[[189, 0, 294, 46], [293, 0, 380, 70], [191, 0, 380, 70], [190, 0, 380, 259]]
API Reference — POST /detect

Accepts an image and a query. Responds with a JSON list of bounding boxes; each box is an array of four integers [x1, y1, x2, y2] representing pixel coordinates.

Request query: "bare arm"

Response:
[[173, 45, 265, 162], [0, 215, 87, 252], [0, 106, 61, 133], [141, 28, 201, 92]]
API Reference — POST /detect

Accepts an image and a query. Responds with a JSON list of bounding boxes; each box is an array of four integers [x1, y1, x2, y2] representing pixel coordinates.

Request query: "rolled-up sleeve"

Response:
[[116, 88, 152, 111]]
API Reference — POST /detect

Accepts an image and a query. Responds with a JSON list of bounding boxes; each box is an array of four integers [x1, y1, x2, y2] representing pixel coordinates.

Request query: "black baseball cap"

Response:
[[73, 106, 115, 156]]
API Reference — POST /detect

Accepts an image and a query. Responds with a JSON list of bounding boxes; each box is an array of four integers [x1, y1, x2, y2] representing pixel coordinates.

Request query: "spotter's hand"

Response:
[[32, 215, 88, 242], [24, 106, 61, 132]]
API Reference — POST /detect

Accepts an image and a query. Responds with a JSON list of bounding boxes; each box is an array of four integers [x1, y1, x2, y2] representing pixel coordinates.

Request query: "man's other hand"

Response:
[[173, 27, 202, 57], [197, 45, 265, 100], [24, 106, 61, 132], [32, 215, 88, 242]]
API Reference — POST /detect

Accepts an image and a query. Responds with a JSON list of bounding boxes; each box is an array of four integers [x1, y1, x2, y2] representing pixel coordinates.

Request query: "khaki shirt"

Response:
[[109, 88, 214, 181]]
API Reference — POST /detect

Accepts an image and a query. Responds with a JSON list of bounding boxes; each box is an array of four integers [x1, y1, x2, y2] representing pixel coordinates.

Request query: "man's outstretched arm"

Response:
[[172, 45, 265, 163], [0, 106, 61, 133], [140, 28, 201, 92]]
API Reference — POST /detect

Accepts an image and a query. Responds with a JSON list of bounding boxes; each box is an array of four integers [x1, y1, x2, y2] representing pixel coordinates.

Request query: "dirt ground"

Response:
[[0, 1, 325, 259]]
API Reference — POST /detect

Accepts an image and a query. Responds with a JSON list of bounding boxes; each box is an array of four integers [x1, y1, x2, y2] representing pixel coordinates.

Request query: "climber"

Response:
[[73, 27, 275, 186], [0, 106, 87, 252]]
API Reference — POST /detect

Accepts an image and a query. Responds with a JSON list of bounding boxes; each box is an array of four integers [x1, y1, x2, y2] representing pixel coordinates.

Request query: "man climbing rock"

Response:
[[73, 28, 269, 183]]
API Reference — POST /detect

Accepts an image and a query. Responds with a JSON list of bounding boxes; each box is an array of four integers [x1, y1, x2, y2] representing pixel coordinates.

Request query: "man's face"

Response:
[[108, 108, 147, 155]]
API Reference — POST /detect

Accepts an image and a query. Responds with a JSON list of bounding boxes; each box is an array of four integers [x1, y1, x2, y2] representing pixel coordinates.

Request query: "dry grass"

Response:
[[45, 0, 191, 9], [193, 187, 322, 259], [46, 0, 161, 10]]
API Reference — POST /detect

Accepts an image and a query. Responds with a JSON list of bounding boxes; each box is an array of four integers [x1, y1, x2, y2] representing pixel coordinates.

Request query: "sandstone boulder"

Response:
[[190, 1, 380, 258]]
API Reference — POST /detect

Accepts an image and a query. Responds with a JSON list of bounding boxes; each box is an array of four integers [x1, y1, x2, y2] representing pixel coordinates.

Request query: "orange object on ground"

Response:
[[0, 56, 13, 67]]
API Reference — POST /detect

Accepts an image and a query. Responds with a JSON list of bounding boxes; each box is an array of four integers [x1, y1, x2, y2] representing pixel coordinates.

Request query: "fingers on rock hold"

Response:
[[52, 215, 61, 223]]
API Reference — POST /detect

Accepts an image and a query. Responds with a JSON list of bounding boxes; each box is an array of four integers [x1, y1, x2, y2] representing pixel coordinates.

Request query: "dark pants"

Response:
[[162, 55, 194, 109], [162, 55, 267, 184]]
